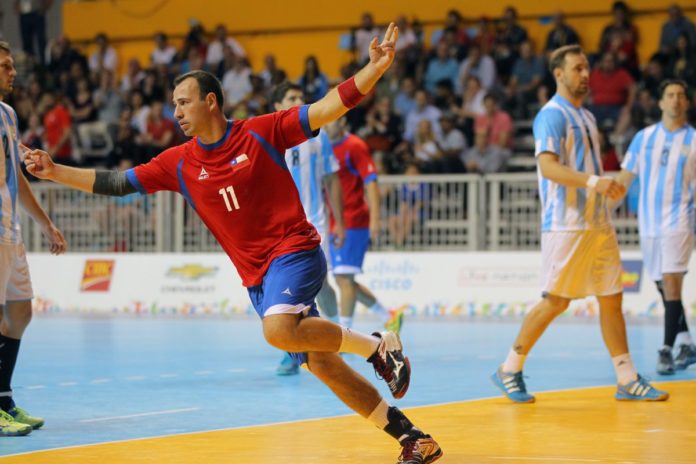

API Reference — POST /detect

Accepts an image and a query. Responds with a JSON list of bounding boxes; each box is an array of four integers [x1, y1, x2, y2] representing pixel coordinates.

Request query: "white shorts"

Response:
[[541, 227, 622, 299], [640, 233, 694, 282], [0, 242, 34, 304]]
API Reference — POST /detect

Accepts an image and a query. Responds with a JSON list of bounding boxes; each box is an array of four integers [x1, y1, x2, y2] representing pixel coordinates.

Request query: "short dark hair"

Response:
[[658, 79, 689, 99], [0, 41, 10, 55], [173, 70, 224, 112], [271, 81, 302, 105], [549, 44, 583, 73]]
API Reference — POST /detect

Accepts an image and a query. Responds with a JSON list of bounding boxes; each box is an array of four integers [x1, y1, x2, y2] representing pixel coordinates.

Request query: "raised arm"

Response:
[[23, 147, 136, 196], [307, 22, 398, 130]]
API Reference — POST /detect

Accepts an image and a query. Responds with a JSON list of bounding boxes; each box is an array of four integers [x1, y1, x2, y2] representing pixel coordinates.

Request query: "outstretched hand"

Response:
[[368, 22, 399, 73], [21, 144, 55, 180]]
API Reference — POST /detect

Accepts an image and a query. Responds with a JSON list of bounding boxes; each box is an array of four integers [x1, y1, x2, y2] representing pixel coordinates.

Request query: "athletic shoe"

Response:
[[9, 404, 44, 430], [384, 309, 405, 334], [397, 434, 443, 464], [276, 352, 299, 376], [490, 366, 535, 403], [674, 343, 696, 370], [615, 374, 669, 401], [0, 409, 32, 436], [368, 331, 411, 399], [656, 347, 675, 375]]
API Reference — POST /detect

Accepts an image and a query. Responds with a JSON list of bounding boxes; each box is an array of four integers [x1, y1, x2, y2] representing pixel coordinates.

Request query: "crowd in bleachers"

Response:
[[4, 2, 696, 179]]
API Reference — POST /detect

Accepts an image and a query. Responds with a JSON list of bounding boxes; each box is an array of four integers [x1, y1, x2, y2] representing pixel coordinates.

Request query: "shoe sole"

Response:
[[0, 428, 32, 436], [490, 373, 535, 403], [615, 393, 670, 401], [393, 356, 411, 399], [425, 448, 444, 463]]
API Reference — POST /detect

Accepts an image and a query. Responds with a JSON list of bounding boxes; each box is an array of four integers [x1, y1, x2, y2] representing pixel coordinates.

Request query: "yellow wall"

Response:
[[64, 0, 695, 79]]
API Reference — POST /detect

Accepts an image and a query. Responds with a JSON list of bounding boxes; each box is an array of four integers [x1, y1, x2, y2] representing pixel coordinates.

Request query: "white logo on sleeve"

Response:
[[282, 287, 293, 296], [198, 167, 209, 180]]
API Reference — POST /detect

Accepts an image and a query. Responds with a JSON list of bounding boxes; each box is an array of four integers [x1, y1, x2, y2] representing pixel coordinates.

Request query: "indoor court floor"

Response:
[[0, 316, 694, 463]]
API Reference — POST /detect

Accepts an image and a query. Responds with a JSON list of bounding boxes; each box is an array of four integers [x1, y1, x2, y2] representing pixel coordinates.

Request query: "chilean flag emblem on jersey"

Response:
[[230, 154, 249, 168]]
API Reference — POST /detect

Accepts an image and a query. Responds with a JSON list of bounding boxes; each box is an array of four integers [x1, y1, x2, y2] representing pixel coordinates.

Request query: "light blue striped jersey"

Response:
[[0, 101, 21, 244], [622, 122, 696, 237], [284, 129, 339, 235], [533, 94, 609, 231]]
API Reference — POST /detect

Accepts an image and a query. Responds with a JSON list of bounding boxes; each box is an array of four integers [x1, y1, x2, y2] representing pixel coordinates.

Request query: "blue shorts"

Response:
[[247, 247, 326, 366], [329, 228, 369, 275]]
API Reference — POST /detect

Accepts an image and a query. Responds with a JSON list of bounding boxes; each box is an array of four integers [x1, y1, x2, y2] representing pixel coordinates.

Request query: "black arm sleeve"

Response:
[[92, 170, 138, 197]]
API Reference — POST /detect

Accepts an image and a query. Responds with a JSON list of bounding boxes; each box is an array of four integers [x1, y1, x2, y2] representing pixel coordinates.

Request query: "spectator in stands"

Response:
[[180, 18, 207, 64], [441, 9, 469, 52], [120, 58, 145, 94], [259, 54, 280, 88], [599, 1, 639, 75], [93, 70, 121, 128], [298, 55, 329, 104], [68, 77, 97, 124], [667, 33, 696, 86], [404, 89, 441, 142], [140, 69, 165, 105], [640, 55, 666, 99], [393, 77, 416, 117], [589, 52, 636, 129], [613, 88, 660, 143], [394, 15, 419, 53], [495, 6, 529, 81], [15, 0, 51, 65], [659, 4, 696, 56], [424, 42, 459, 94], [359, 95, 402, 155], [88, 32, 118, 75], [206, 24, 246, 77], [41, 92, 74, 164], [435, 112, 467, 173], [47, 35, 86, 77], [544, 12, 580, 52], [150, 32, 177, 66], [246, 74, 269, 116], [222, 52, 252, 112], [352, 12, 381, 64], [128, 90, 150, 135], [475, 93, 513, 149], [506, 40, 545, 118], [179, 47, 204, 75], [472, 16, 497, 56], [134, 100, 175, 164], [21, 112, 43, 151], [388, 163, 426, 249], [598, 129, 620, 172], [456, 43, 497, 93], [413, 119, 441, 171], [452, 75, 486, 142], [463, 130, 511, 174], [108, 108, 137, 167]]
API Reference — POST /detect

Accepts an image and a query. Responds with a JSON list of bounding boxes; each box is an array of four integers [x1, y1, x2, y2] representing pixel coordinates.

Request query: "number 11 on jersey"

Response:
[[219, 185, 240, 211]]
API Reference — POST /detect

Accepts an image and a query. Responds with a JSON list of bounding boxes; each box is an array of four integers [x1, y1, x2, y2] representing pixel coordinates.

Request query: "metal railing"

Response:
[[21, 174, 640, 252]]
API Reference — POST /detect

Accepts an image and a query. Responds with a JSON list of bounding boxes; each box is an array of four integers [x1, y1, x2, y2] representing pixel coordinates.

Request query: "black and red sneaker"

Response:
[[397, 434, 443, 464], [367, 331, 411, 399]]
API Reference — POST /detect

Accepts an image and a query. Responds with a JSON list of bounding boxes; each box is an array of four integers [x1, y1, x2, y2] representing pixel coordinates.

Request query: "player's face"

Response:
[[173, 78, 212, 137], [0, 51, 16, 97], [659, 84, 688, 120], [557, 52, 590, 98], [275, 89, 304, 111]]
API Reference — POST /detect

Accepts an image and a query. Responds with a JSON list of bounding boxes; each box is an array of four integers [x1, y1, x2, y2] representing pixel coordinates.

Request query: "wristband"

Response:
[[337, 76, 365, 109], [586, 175, 600, 189]]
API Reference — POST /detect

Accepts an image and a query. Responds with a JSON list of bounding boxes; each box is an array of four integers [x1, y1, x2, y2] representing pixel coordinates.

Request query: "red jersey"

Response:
[[43, 104, 72, 159], [330, 133, 377, 231], [126, 105, 320, 287]]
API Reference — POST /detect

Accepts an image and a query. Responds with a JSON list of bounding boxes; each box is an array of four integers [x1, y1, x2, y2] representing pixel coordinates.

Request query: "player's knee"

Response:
[[306, 352, 342, 377], [262, 316, 300, 351], [543, 295, 570, 316]]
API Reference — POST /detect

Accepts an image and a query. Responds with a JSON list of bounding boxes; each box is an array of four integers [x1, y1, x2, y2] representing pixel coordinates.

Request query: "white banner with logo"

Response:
[[26, 252, 694, 318]]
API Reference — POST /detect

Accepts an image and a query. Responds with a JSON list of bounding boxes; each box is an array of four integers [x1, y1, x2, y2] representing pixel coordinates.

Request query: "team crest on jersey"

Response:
[[198, 167, 209, 180], [230, 154, 249, 168]]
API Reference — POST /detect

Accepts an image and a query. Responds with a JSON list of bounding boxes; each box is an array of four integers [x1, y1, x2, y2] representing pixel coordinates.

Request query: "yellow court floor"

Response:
[[2, 380, 695, 464]]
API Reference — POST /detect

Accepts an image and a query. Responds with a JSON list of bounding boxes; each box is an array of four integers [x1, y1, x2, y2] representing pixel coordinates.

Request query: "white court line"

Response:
[[25, 385, 46, 390], [227, 368, 246, 373], [491, 457, 601, 463], [80, 407, 200, 423], [644, 429, 663, 433], [90, 378, 111, 384], [58, 382, 78, 387], [126, 376, 145, 381], [159, 373, 178, 378]]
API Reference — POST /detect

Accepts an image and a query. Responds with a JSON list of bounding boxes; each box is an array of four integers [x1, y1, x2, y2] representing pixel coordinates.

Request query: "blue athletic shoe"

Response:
[[674, 344, 696, 370], [491, 366, 535, 403], [615, 375, 669, 401], [276, 352, 299, 376]]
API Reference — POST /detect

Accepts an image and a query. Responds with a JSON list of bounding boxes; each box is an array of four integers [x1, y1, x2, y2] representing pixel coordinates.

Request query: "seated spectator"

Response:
[[472, 16, 497, 56], [475, 93, 513, 149], [352, 12, 381, 64], [432, 9, 470, 55], [494, 6, 529, 80], [359, 95, 402, 154], [432, 80, 458, 112], [108, 108, 138, 167], [544, 12, 580, 52], [424, 41, 459, 93], [93, 70, 122, 127], [89, 32, 118, 74], [435, 113, 467, 173], [140, 69, 165, 105], [246, 75, 269, 116], [413, 119, 442, 171], [659, 4, 696, 56], [640, 55, 666, 99], [150, 32, 177, 66], [404, 89, 442, 142], [395, 15, 419, 53], [599, 129, 620, 172], [180, 18, 208, 64], [222, 53, 252, 112], [129, 90, 150, 135], [21, 113, 44, 151], [206, 24, 246, 76], [388, 163, 427, 248], [259, 54, 281, 88], [393, 77, 416, 117], [452, 75, 486, 142], [668, 33, 696, 86], [506, 40, 545, 117], [41, 92, 74, 165], [456, 44, 497, 93], [47, 36, 87, 77], [463, 131, 511, 174], [613, 88, 660, 144], [298, 55, 329, 104], [134, 101, 176, 164], [598, 1, 638, 75], [589, 52, 636, 129], [120, 58, 145, 94], [68, 77, 97, 124]]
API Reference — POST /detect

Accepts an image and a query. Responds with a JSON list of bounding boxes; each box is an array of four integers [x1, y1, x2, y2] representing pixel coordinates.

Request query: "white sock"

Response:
[[612, 353, 638, 385], [338, 326, 380, 358], [366, 398, 390, 427], [675, 331, 693, 346], [369, 302, 390, 323], [502, 348, 527, 373], [339, 316, 353, 329]]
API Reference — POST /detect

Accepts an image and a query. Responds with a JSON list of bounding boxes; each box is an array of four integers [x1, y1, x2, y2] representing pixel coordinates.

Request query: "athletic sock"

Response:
[[502, 348, 527, 373], [0, 335, 20, 411], [338, 326, 380, 358], [612, 353, 638, 385], [663, 300, 684, 348], [339, 316, 353, 329], [383, 406, 424, 443]]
